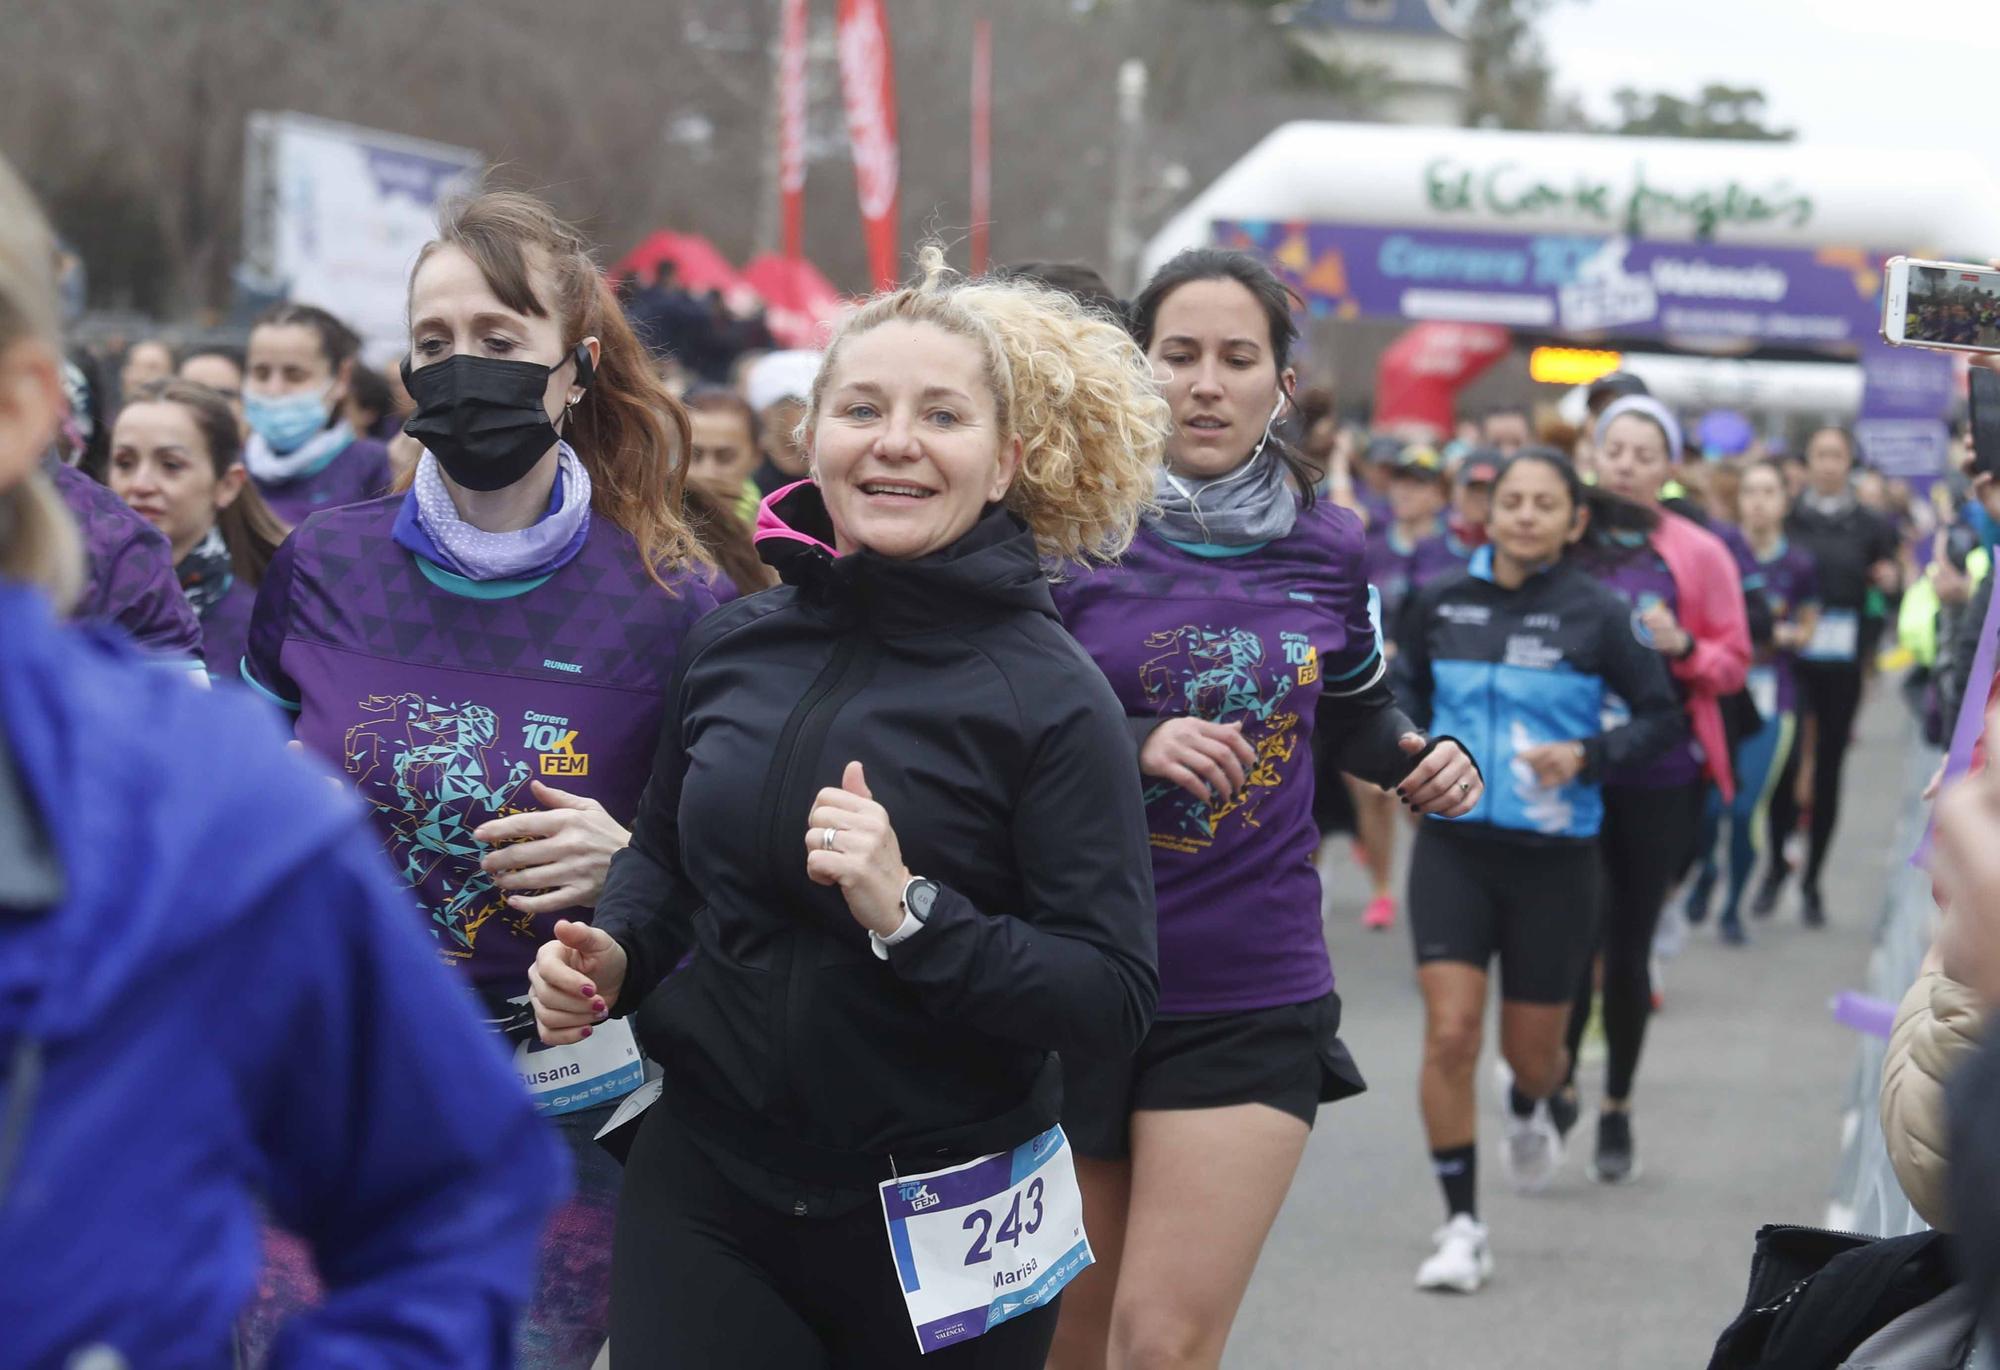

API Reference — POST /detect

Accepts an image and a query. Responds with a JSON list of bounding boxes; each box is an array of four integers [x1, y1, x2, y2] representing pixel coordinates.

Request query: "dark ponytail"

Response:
[[1130, 248, 1323, 507], [252, 302, 362, 372], [1492, 446, 1658, 552]]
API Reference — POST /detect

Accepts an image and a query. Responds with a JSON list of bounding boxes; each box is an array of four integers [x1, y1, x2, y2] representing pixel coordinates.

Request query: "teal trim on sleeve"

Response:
[[239, 657, 302, 712], [1159, 536, 1269, 559], [412, 554, 556, 599], [1327, 644, 1382, 684]]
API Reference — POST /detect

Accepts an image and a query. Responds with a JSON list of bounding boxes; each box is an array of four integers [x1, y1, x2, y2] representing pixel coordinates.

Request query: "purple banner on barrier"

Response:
[[1912, 565, 2000, 868], [1214, 219, 1888, 347], [1832, 991, 1897, 1041]]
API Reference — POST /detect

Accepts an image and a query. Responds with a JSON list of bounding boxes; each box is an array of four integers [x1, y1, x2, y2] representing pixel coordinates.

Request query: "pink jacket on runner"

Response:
[[1650, 510, 1752, 802]]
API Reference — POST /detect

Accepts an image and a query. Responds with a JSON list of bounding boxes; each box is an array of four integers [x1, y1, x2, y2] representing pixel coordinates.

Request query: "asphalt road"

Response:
[[1223, 691, 1913, 1369]]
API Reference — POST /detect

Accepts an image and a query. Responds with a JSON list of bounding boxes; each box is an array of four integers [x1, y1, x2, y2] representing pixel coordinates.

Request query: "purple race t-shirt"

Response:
[[254, 437, 392, 527], [1736, 536, 1819, 717], [244, 495, 717, 992], [49, 461, 203, 661], [1577, 533, 1701, 789], [197, 576, 257, 685], [1052, 506, 1382, 1014], [1362, 522, 1460, 636]]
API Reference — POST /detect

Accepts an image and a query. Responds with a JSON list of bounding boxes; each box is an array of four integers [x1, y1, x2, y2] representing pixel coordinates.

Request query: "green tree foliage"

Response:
[[1463, 0, 1563, 129], [1608, 83, 1795, 141]]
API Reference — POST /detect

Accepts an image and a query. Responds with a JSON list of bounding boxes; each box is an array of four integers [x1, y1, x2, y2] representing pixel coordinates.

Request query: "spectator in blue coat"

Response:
[[0, 148, 567, 1368]]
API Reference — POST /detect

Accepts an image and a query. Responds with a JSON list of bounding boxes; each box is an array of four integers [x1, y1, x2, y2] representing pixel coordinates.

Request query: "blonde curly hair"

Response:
[[803, 246, 1168, 562], [0, 151, 83, 611]]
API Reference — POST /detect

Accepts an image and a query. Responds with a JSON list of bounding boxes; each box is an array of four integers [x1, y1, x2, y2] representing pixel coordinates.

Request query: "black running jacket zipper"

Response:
[[753, 634, 876, 1142]]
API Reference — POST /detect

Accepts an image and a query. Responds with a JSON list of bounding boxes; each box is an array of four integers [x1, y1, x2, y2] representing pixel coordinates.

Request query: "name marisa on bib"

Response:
[[993, 1258, 1040, 1290]]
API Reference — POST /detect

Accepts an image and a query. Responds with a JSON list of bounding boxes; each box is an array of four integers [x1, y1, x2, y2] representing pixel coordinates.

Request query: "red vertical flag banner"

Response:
[[778, 0, 810, 261], [836, 0, 902, 289], [970, 17, 992, 274]]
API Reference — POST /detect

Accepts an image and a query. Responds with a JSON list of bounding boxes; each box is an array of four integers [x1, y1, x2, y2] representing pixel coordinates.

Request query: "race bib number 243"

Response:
[[878, 1125, 1093, 1355]]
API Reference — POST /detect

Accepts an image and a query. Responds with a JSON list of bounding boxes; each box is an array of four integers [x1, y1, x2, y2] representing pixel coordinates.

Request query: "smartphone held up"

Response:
[[1881, 257, 2000, 478], [1882, 256, 2000, 354]]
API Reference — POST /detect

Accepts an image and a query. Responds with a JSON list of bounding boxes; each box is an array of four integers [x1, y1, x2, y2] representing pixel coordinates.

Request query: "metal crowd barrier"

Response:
[[1826, 727, 1943, 1239]]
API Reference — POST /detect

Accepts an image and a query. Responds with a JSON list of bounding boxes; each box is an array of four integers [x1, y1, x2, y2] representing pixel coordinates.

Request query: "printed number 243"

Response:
[[962, 1178, 1045, 1266]]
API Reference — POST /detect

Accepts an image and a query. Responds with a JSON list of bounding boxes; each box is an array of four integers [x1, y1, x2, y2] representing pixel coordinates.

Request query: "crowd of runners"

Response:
[[1, 140, 1973, 1368]]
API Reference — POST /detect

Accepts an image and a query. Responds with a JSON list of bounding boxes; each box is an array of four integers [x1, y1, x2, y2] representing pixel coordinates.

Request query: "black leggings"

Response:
[[1564, 782, 1703, 1104], [1767, 663, 1865, 893], [609, 1108, 1060, 1369]]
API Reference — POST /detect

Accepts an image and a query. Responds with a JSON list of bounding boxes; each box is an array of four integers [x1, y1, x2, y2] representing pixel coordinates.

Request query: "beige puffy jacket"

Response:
[[1880, 967, 1985, 1230]]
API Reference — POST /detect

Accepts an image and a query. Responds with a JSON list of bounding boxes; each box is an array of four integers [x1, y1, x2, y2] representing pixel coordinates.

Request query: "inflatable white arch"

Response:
[[1142, 121, 2000, 276]]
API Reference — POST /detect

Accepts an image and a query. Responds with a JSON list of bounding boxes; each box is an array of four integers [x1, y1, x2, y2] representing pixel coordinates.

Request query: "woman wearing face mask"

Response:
[[1561, 395, 1749, 1184], [243, 191, 716, 1368], [0, 150, 563, 1370], [107, 379, 288, 679], [241, 302, 392, 525], [1685, 459, 1819, 944], [1046, 250, 1484, 1370], [1757, 426, 1901, 925], [1396, 450, 1683, 1293], [529, 251, 1164, 1368]]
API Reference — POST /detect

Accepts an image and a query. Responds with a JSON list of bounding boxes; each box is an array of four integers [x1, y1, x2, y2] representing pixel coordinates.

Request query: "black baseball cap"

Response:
[[1389, 445, 1447, 479], [1586, 371, 1649, 411], [1363, 435, 1406, 467], [1454, 446, 1503, 486]]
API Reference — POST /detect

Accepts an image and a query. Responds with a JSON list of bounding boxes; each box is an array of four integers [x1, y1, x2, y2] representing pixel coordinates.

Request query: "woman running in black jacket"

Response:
[[1759, 426, 1900, 925], [529, 250, 1169, 1368]]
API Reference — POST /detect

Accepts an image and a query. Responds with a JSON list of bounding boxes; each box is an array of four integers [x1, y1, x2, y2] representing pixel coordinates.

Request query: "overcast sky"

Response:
[[1540, 0, 2000, 161]]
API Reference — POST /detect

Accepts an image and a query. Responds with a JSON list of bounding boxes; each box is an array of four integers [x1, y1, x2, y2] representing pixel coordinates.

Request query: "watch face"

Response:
[[907, 879, 940, 922]]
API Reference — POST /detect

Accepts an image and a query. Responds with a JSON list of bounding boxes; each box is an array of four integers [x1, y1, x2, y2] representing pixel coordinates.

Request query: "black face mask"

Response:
[[401, 345, 594, 492]]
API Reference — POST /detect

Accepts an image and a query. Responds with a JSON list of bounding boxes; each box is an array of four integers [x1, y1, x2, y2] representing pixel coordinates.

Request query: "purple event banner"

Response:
[[1215, 220, 1888, 347]]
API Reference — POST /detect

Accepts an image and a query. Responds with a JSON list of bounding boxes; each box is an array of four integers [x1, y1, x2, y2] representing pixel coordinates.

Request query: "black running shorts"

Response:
[[1061, 992, 1366, 1162], [1406, 822, 1601, 1004]]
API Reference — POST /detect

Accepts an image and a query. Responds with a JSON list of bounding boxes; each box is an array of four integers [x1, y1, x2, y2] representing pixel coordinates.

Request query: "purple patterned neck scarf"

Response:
[[412, 443, 591, 581]]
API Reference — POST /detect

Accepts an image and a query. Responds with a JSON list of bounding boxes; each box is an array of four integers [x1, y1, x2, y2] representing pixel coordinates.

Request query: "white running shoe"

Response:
[[1415, 1214, 1493, 1294], [1652, 897, 1688, 960], [1500, 1103, 1564, 1193]]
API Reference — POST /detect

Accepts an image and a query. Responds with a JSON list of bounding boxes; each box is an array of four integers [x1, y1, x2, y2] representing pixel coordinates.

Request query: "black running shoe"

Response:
[[1549, 1087, 1580, 1142], [1750, 862, 1789, 917], [1589, 1111, 1639, 1184], [1801, 887, 1826, 928]]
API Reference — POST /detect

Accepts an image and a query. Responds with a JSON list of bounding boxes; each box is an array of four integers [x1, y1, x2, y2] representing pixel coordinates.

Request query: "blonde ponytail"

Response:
[[0, 475, 85, 613], [806, 246, 1167, 562]]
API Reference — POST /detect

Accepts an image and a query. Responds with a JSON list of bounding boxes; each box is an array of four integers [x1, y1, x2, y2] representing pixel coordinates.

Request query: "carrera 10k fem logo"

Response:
[[521, 710, 589, 777]]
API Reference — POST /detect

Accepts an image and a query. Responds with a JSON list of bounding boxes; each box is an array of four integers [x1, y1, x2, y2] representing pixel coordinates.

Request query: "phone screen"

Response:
[[1905, 263, 2000, 348]]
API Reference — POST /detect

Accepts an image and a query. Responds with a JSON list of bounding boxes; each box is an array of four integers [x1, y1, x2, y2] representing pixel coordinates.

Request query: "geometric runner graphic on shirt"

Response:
[[1139, 624, 1301, 850], [344, 692, 533, 959]]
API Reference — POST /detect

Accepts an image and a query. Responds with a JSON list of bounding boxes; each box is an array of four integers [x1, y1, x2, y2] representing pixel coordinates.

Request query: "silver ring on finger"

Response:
[[1458, 780, 1472, 795], [821, 826, 839, 852]]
